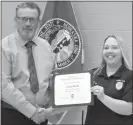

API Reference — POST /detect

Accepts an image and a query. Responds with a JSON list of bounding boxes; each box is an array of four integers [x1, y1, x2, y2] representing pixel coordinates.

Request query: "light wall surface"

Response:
[[1, 1, 132, 124], [72, 2, 132, 70], [2, 1, 132, 69]]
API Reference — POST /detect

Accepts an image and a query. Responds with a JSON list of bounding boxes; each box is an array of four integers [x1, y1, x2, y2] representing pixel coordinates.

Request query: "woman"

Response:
[[85, 35, 132, 125]]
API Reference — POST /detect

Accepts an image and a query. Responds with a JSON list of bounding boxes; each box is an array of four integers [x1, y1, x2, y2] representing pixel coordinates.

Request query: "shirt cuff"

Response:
[[19, 102, 36, 118], [2, 81, 36, 118]]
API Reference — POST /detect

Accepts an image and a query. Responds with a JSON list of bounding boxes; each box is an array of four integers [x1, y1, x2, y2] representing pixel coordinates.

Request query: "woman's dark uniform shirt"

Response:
[[85, 64, 132, 125]]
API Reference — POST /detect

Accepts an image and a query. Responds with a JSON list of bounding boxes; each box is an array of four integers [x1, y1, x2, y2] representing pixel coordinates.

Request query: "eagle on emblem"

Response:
[[51, 29, 73, 62]]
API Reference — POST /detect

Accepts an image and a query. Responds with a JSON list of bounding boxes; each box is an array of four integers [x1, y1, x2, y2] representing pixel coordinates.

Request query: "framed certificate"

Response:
[[52, 72, 93, 107]]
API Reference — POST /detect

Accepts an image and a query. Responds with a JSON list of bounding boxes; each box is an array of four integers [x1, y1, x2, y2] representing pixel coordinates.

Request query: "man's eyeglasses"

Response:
[[16, 17, 39, 23]]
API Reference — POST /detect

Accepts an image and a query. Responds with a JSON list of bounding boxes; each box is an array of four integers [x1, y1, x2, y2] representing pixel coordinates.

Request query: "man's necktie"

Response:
[[25, 41, 39, 94]]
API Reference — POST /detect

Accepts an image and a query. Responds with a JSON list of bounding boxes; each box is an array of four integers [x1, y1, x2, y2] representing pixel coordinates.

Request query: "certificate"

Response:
[[52, 72, 93, 107]]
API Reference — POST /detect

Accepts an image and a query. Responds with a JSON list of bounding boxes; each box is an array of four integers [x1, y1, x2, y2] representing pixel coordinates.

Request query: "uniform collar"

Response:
[[98, 64, 127, 78], [14, 31, 37, 47]]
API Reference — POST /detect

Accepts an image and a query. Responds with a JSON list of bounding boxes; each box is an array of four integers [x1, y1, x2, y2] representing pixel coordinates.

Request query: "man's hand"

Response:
[[31, 106, 69, 124], [42, 107, 54, 116], [44, 106, 71, 116], [31, 107, 58, 124], [31, 108, 46, 124]]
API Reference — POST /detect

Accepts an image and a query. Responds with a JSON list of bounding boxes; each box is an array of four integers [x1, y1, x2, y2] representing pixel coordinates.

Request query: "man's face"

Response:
[[15, 8, 39, 41]]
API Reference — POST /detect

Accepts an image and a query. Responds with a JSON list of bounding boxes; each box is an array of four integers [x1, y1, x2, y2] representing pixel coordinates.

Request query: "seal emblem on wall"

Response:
[[38, 18, 81, 70]]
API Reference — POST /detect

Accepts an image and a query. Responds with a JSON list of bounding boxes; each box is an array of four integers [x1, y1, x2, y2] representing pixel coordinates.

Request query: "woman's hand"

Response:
[[91, 85, 105, 99]]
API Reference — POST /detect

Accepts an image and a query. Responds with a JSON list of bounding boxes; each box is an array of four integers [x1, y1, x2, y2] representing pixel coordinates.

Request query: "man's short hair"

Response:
[[16, 2, 41, 19]]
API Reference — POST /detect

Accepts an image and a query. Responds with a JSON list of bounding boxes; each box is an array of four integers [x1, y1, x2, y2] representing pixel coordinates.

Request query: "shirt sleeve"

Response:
[[1, 41, 36, 118], [122, 71, 132, 102]]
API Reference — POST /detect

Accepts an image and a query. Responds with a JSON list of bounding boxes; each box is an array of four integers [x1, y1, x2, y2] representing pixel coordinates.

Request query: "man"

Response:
[[1, 2, 55, 125]]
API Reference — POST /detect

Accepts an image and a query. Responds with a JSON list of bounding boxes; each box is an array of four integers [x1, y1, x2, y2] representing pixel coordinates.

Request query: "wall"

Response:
[[72, 2, 132, 70], [1, 1, 132, 124], [2, 1, 132, 69]]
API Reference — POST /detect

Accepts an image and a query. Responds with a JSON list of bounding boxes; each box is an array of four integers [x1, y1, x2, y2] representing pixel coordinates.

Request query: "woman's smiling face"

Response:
[[103, 37, 122, 66]]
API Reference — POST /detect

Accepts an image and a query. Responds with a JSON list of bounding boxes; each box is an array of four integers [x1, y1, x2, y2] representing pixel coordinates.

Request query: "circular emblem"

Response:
[[116, 82, 123, 90], [38, 18, 81, 70]]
